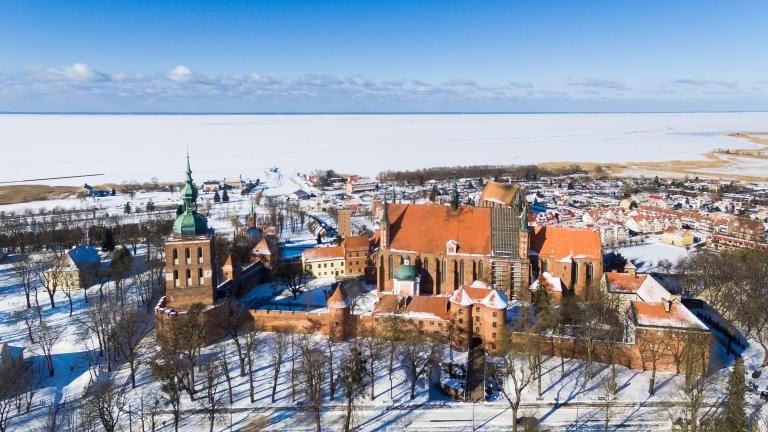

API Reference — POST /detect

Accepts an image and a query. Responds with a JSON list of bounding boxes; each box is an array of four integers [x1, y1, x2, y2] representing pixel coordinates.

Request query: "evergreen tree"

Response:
[[123, 202, 131, 214], [222, 190, 230, 203], [213, 191, 221, 203], [146, 199, 155, 212], [110, 187, 116, 196], [722, 358, 747, 432], [429, 185, 438, 202], [102, 229, 116, 252]]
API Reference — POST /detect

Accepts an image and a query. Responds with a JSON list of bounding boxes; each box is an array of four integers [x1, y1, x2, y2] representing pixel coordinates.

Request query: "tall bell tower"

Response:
[[164, 154, 217, 310]]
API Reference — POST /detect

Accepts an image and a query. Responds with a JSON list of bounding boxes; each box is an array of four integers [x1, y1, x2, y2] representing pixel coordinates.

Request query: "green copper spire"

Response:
[[450, 173, 459, 211], [173, 153, 208, 237], [380, 197, 389, 225]]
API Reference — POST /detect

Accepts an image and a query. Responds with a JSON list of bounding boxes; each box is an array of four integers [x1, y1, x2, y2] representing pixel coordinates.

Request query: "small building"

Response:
[[291, 189, 311, 200], [346, 176, 377, 194], [202, 180, 221, 192], [661, 228, 694, 247], [530, 226, 602, 297], [341, 235, 370, 277], [46, 244, 101, 292], [251, 237, 278, 268], [223, 176, 245, 190], [302, 246, 346, 278]]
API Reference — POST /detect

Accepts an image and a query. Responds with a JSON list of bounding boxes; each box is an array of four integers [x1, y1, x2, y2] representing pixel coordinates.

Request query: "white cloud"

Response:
[[566, 77, 628, 91], [46, 63, 106, 82], [167, 65, 193, 82]]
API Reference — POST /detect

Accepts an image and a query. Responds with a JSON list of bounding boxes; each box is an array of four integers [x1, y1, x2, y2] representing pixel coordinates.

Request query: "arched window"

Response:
[[442, 259, 447, 283], [388, 256, 393, 279], [173, 270, 178, 287], [197, 247, 203, 263], [423, 259, 428, 273], [198, 268, 204, 284], [185, 269, 191, 285], [586, 262, 594, 283], [459, 260, 465, 285], [478, 261, 484, 280], [185, 248, 191, 264], [172, 249, 178, 264]]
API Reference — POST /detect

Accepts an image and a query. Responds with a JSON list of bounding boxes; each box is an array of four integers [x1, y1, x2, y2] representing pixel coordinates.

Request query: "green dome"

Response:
[[395, 264, 418, 281], [173, 210, 208, 237]]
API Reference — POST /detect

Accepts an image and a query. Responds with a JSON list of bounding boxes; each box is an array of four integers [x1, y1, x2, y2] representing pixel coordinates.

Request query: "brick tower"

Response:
[[164, 154, 217, 310]]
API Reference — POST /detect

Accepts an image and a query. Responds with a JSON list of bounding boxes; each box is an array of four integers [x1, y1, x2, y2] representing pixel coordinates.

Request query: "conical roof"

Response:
[[327, 285, 351, 309]]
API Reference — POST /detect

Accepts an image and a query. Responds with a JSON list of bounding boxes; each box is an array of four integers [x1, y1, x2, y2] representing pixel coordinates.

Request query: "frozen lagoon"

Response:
[[1, 112, 767, 185]]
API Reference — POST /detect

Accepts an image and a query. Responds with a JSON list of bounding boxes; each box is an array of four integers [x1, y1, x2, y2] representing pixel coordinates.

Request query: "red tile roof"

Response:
[[385, 203, 491, 255], [342, 235, 370, 251], [605, 272, 648, 293], [530, 226, 601, 260], [631, 301, 707, 330], [302, 245, 345, 261], [327, 285, 351, 309]]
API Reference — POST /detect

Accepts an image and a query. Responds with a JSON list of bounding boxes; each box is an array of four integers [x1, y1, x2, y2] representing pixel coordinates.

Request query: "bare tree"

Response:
[[113, 308, 151, 388], [326, 336, 336, 401], [35, 318, 63, 376], [672, 366, 717, 432], [359, 325, 385, 400], [82, 378, 127, 432], [338, 342, 367, 432], [199, 361, 227, 432], [37, 253, 63, 309], [276, 260, 308, 300], [217, 350, 234, 405], [638, 330, 668, 396], [299, 337, 326, 432], [599, 377, 617, 432], [243, 328, 259, 403], [492, 329, 537, 432], [271, 330, 290, 403], [0, 357, 28, 432], [12, 255, 36, 309], [398, 328, 440, 400], [13, 308, 36, 344]]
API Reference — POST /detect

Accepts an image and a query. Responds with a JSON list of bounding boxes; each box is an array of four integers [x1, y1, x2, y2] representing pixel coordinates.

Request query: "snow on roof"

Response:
[[65, 244, 100, 270], [632, 301, 707, 330], [449, 287, 473, 306], [605, 272, 671, 302], [530, 271, 564, 293], [480, 290, 508, 309]]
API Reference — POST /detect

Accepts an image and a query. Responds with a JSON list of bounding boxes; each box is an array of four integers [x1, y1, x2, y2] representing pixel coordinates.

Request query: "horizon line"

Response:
[[1, 110, 767, 116]]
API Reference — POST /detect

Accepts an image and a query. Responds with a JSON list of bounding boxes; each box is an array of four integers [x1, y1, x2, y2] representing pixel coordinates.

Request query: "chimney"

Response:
[[663, 299, 671, 313]]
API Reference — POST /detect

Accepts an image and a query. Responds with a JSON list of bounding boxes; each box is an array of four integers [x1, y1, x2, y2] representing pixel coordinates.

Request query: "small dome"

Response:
[[395, 264, 418, 281], [173, 210, 208, 236]]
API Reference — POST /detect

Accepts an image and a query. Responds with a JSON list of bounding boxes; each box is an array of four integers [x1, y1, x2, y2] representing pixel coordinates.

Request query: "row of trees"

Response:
[[377, 163, 587, 185]]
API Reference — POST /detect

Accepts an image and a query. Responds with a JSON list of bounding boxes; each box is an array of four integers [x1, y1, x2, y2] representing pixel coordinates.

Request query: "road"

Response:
[[177, 399, 766, 431]]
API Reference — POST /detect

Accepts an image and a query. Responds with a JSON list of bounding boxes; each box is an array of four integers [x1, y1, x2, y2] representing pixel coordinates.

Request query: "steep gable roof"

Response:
[[530, 226, 601, 260], [385, 203, 491, 255], [342, 235, 370, 251], [480, 181, 520, 206], [631, 301, 707, 330]]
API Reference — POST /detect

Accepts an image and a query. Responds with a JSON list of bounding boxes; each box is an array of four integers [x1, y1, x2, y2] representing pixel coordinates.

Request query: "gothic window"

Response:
[[459, 260, 465, 285], [423, 260, 428, 273], [478, 261, 483, 279], [442, 260, 447, 283]]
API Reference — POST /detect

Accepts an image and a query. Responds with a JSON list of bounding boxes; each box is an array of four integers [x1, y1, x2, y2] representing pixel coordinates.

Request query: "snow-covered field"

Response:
[[1, 113, 767, 185]]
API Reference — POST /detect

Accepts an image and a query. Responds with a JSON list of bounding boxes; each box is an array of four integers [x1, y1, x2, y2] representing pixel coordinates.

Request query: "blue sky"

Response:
[[1, 0, 766, 112]]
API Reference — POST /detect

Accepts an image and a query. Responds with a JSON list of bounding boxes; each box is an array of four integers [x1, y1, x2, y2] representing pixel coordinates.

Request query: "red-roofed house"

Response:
[[530, 226, 603, 297]]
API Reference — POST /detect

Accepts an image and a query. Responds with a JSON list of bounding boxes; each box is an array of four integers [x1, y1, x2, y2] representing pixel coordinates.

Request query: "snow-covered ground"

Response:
[[2, 113, 768, 185], [614, 237, 693, 272], [2, 247, 768, 431]]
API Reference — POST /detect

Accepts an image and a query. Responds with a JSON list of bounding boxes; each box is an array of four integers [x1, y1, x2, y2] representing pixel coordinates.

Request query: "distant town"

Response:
[[0, 158, 766, 431]]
